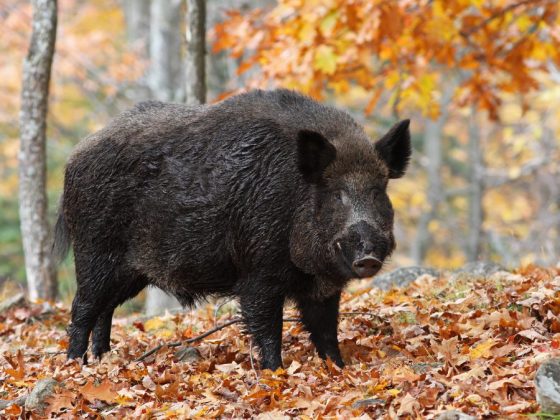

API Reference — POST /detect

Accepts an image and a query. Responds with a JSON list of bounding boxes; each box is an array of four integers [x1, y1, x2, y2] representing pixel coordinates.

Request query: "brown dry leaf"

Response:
[[79, 380, 117, 403], [397, 393, 420, 417], [46, 388, 76, 415], [5, 349, 25, 380], [517, 329, 547, 341]]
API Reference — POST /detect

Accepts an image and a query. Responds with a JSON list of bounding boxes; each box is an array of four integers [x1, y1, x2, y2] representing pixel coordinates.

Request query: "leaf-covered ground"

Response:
[[0, 266, 559, 418]]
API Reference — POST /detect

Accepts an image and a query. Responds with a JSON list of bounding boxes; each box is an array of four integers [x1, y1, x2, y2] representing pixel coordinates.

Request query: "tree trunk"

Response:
[[411, 116, 444, 265], [123, 0, 150, 52], [149, 0, 183, 102], [466, 107, 484, 262], [144, 0, 185, 316], [185, 0, 206, 105], [145, 287, 182, 317], [122, 0, 151, 102], [410, 84, 454, 265], [19, 0, 58, 301]]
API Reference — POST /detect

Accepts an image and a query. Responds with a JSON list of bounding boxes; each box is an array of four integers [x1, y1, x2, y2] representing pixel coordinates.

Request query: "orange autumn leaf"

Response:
[[79, 380, 117, 403], [5, 350, 25, 380]]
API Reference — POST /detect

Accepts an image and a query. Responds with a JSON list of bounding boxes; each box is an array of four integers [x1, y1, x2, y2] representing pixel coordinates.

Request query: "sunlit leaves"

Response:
[[213, 0, 560, 119]]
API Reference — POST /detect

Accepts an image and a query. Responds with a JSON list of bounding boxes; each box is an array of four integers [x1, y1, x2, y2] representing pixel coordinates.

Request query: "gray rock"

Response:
[[451, 261, 506, 280], [175, 346, 202, 363], [352, 398, 385, 408], [436, 410, 476, 420], [411, 362, 443, 374], [371, 266, 440, 290], [25, 378, 60, 413], [536, 357, 560, 414], [0, 395, 27, 410]]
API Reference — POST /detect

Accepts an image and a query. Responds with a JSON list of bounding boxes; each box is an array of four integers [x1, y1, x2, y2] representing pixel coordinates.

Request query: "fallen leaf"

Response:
[[79, 380, 116, 403]]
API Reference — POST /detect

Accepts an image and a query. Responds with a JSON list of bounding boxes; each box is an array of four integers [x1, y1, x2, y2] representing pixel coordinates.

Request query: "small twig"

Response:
[[248, 339, 258, 380], [340, 311, 381, 317], [213, 298, 234, 326], [44, 351, 66, 356]]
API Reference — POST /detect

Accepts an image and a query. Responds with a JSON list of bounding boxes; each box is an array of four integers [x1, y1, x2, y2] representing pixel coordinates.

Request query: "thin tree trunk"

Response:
[[122, 0, 151, 102], [466, 107, 484, 261], [19, 0, 58, 301], [411, 117, 444, 264], [123, 0, 150, 51], [185, 0, 206, 105], [410, 84, 454, 265], [149, 0, 183, 102], [144, 0, 185, 316]]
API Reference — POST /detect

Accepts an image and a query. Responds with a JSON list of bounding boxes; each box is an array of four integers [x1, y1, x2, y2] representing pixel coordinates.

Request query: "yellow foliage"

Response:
[[469, 339, 497, 360], [314, 45, 337, 75]]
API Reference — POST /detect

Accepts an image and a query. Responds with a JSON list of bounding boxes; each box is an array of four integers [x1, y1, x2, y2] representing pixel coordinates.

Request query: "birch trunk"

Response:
[[411, 117, 444, 265], [149, 0, 183, 102], [123, 0, 150, 50], [145, 0, 184, 315], [185, 0, 206, 105], [410, 84, 454, 265], [19, 0, 58, 301], [466, 108, 484, 261]]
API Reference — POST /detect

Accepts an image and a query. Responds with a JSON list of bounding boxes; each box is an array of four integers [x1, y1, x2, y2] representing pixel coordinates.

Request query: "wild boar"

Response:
[[54, 89, 411, 370]]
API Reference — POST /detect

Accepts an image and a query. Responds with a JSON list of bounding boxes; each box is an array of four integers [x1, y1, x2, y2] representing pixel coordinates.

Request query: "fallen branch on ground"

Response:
[[137, 317, 301, 362], [135, 312, 376, 362]]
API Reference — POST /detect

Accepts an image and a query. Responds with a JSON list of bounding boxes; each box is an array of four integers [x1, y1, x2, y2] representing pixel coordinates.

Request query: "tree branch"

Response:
[[135, 317, 301, 362]]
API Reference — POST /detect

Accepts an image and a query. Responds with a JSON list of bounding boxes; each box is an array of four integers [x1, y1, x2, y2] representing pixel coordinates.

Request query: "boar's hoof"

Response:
[[67, 350, 88, 365], [92, 345, 111, 360], [320, 352, 345, 368]]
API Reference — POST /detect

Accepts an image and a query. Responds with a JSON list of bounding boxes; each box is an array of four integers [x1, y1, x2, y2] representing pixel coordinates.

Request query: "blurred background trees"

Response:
[[1, 0, 559, 307]]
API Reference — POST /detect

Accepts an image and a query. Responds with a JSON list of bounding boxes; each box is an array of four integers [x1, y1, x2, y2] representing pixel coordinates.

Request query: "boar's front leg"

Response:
[[239, 288, 284, 371], [297, 290, 344, 367]]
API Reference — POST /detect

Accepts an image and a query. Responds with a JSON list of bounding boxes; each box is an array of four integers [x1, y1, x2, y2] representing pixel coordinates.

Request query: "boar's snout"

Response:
[[352, 255, 382, 278], [334, 221, 392, 279]]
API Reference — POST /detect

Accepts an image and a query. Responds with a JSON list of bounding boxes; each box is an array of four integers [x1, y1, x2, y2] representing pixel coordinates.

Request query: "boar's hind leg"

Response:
[[297, 291, 344, 367], [239, 290, 284, 371], [91, 308, 115, 359], [67, 254, 118, 361], [67, 287, 104, 362], [91, 274, 148, 359]]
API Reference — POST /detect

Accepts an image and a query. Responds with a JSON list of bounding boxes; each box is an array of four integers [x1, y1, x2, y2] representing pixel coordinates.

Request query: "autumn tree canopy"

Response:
[[214, 0, 560, 119]]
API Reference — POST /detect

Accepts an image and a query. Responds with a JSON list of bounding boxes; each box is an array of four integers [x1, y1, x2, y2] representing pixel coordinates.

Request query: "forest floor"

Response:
[[0, 265, 559, 418]]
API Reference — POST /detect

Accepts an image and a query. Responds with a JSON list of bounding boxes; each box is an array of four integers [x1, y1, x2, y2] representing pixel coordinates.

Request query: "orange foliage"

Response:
[[213, 0, 560, 119]]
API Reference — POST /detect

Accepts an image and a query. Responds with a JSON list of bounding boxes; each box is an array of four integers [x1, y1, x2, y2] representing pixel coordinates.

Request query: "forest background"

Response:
[[1, 0, 559, 309]]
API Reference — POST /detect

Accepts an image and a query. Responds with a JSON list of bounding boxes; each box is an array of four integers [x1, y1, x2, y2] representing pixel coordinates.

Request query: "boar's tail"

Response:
[[52, 201, 71, 264]]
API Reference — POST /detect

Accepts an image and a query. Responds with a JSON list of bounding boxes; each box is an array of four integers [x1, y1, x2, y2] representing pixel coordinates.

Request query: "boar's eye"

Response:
[[335, 190, 349, 205]]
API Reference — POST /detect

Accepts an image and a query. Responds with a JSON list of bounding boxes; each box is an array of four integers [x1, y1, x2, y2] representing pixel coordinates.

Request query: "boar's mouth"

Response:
[[335, 241, 359, 279], [335, 241, 383, 279]]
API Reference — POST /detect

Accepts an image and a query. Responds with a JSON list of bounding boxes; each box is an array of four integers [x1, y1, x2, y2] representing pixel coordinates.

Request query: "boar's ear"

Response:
[[297, 130, 337, 183], [374, 119, 411, 179]]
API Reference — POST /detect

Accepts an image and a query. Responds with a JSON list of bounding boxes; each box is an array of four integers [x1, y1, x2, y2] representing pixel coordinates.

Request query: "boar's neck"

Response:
[[289, 193, 347, 297]]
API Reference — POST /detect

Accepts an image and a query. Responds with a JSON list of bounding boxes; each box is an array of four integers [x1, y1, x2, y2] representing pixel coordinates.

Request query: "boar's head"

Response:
[[290, 120, 411, 285]]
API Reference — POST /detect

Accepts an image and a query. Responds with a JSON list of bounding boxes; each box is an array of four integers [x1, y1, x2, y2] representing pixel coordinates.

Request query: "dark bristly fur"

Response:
[[55, 89, 411, 369]]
